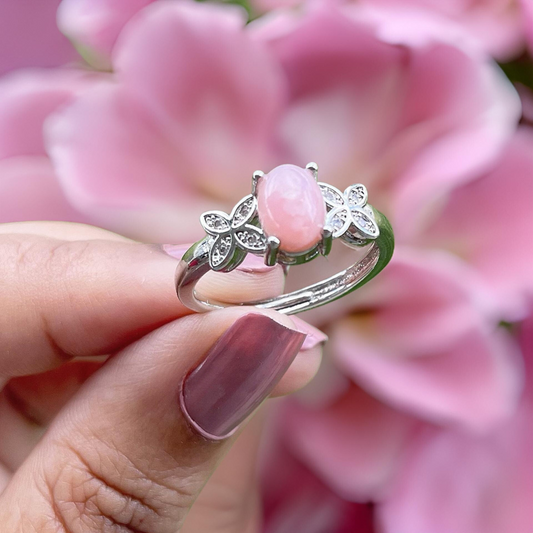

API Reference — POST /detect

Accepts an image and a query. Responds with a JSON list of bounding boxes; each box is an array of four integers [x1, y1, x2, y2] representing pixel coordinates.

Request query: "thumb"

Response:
[[0, 308, 312, 533]]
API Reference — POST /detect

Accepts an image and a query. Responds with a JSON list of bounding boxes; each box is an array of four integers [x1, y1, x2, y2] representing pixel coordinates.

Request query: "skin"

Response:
[[0, 222, 322, 533]]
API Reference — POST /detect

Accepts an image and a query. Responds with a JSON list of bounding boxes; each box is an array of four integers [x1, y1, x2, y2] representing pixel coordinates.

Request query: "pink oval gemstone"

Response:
[[257, 164, 326, 253]]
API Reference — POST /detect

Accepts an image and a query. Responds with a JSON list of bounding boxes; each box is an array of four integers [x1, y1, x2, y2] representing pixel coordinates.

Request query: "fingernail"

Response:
[[180, 314, 306, 440], [161, 244, 189, 260], [162, 244, 277, 274], [291, 316, 329, 350]]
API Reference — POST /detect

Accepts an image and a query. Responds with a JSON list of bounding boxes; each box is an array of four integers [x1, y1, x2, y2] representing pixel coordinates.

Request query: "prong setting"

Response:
[[265, 236, 281, 266], [320, 226, 333, 256], [306, 161, 319, 180], [252, 170, 264, 196]]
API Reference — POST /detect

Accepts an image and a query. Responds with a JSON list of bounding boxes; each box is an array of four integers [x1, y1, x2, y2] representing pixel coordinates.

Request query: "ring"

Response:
[[175, 163, 394, 314]]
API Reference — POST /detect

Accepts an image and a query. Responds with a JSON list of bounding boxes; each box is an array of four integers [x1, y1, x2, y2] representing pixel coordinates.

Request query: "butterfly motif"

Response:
[[200, 194, 267, 271], [318, 183, 380, 240]]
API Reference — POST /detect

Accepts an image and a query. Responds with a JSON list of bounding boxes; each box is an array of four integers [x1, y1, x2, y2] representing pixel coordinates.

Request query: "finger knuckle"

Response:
[[42, 438, 191, 533], [7, 236, 93, 288]]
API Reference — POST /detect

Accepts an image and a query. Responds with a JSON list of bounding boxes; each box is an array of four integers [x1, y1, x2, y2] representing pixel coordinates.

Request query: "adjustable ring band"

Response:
[[175, 163, 394, 315]]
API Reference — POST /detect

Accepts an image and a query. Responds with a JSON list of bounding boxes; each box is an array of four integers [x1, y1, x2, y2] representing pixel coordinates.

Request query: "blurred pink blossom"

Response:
[[377, 311, 533, 533], [0, 68, 97, 222], [261, 434, 376, 533], [47, 1, 286, 242], [355, 0, 525, 60], [421, 128, 533, 319], [329, 252, 522, 431], [279, 252, 523, 498], [253, 4, 520, 239], [40, 2, 521, 245], [253, 0, 525, 60], [271, 269, 530, 533]]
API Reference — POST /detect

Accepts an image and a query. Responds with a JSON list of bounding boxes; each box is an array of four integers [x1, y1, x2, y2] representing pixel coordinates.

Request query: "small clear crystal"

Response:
[[326, 208, 350, 238], [348, 187, 365, 205], [320, 185, 343, 204], [352, 210, 377, 234], [332, 215, 345, 230]]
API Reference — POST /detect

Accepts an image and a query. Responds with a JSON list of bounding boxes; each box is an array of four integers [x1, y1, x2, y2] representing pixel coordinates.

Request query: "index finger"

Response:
[[0, 222, 284, 378]]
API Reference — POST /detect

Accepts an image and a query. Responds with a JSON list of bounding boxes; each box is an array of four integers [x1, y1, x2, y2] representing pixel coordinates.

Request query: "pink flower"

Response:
[[280, 252, 523, 499], [261, 433, 376, 533], [0, 68, 97, 222], [0, 0, 78, 76], [354, 0, 525, 60], [253, 0, 526, 60], [46, 1, 286, 242], [41, 1, 519, 246], [377, 311, 533, 533], [331, 252, 522, 431], [420, 128, 533, 319], [253, 4, 520, 239], [281, 381, 419, 502], [274, 268, 531, 533]]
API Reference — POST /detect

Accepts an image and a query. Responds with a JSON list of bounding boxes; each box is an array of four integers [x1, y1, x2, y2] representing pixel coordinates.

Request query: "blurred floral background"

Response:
[[1, 0, 533, 531]]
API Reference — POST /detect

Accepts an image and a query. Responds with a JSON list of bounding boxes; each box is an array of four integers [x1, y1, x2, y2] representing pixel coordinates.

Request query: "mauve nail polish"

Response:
[[180, 314, 306, 440]]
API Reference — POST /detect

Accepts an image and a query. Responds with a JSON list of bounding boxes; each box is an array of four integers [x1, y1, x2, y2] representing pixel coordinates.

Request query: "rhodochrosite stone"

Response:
[[257, 164, 326, 253]]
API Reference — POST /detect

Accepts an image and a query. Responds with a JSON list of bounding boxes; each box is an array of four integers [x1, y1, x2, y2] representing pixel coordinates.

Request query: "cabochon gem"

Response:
[[257, 164, 326, 253]]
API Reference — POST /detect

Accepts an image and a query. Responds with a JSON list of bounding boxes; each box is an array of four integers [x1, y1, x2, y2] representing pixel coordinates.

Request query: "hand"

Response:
[[0, 222, 324, 532]]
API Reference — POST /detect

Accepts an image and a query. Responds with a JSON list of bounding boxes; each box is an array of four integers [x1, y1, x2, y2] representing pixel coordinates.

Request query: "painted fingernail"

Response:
[[291, 316, 329, 350], [161, 244, 189, 260], [180, 314, 306, 440]]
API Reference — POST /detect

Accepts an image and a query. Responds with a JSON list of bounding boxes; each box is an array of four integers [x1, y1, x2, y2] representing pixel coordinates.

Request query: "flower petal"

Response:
[[523, 0, 533, 57], [0, 68, 94, 160], [57, 0, 155, 69], [392, 51, 521, 238], [257, 5, 520, 234], [262, 437, 376, 533], [258, 6, 404, 190], [46, 82, 193, 211], [283, 383, 419, 501], [332, 251, 523, 431], [113, 1, 286, 200], [378, 401, 533, 533], [0, 157, 86, 223], [356, 1, 524, 60], [424, 128, 533, 320]]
